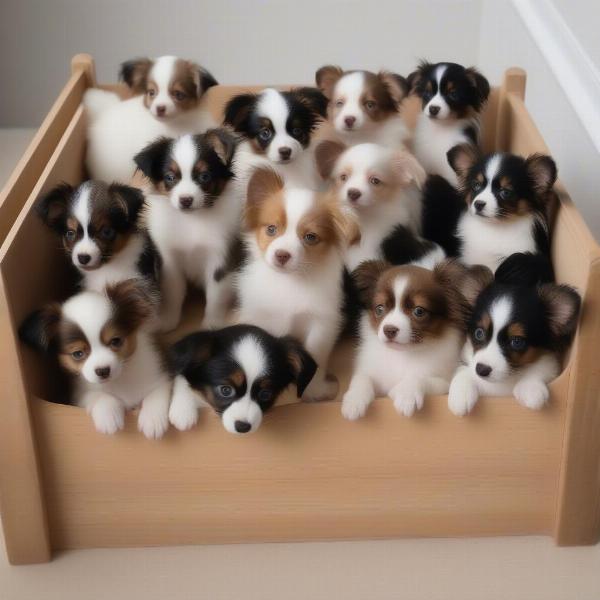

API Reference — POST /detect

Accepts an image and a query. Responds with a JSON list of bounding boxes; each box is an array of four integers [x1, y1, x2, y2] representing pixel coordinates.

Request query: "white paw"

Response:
[[448, 374, 479, 416], [303, 375, 339, 402], [168, 397, 199, 431], [91, 398, 124, 435], [341, 390, 369, 420], [390, 384, 424, 418], [138, 403, 169, 439], [513, 379, 549, 410]]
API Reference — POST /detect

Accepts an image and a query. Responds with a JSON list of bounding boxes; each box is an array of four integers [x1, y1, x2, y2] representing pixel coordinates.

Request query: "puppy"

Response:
[[85, 55, 218, 182], [223, 87, 328, 187], [422, 144, 557, 272], [408, 61, 490, 185], [35, 181, 160, 293], [315, 66, 409, 147], [448, 277, 581, 415], [342, 259, 488, 419], [168, 325, 317, 434], [316, 140, 443, 270], [19, 280, 172, 438], [134, 128, 241, 331], [236, 168, 359, 401]]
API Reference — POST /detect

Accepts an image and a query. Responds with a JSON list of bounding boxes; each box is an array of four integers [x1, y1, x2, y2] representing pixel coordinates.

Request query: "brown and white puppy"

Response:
[[316, 65, 409, 147], [236, 167, 360, 401], [19, 279, 172, 439], [342, 259, 490, 419]]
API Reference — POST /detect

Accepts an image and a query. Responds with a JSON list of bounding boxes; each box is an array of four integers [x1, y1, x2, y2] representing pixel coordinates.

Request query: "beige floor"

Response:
[[1, 129, 600, 600]]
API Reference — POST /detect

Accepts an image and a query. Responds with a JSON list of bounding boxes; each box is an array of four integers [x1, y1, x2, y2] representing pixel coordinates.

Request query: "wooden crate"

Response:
[[0, 55, 599, 565]]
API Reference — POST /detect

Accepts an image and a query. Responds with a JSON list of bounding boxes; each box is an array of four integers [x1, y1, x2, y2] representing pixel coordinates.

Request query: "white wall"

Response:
[[553, 0, 600, 69]]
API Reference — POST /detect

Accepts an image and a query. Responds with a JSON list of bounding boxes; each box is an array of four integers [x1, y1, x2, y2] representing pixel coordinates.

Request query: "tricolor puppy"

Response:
[[19, 280, 172, 439], [223, 87, 328, 187], [35, 181, 161, 293], [85, 55, 217, 182], [134, 129, 241, 332], [342, 259, 489, 419], [448, 279, 581, 415], [316, 140, 443, 270], [408, 61, 490, 185], [236, 168, 360, 401], [423, 144, 557, 272], [168, 325, 317, 434], [315, 65, 409, 147]]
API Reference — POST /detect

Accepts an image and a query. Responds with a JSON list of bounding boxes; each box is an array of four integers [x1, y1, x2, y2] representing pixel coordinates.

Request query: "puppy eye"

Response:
[[218, 385, 235, 398], [474, 327, 486, 342], [335, 99, 344, 108], [266, 224, 277, 236], [259, 128, 272, 141], [101, 226, 116, 241], [340, 173, 348, 182], [374, 304, 385, 317], [413, 306, 427, 318], [148, 89, 156, 98], [71, 350, 85, 361], [174, 91, 186, 101], [164, 172, 176, 183], [447, 91, 458, 101], [65, 229, 77, 241], [304, 232, 319, 245], [109, 337, 123, 349], [472, 180, 484, 192], [499, 188, 514, 201], [292, 127, 303, 138], [365, 100, 376, 110], [258, 389, 273, 403], [510, 336, 527, 351], [369, 176, 381, 186], [198, 171, 212, 184]]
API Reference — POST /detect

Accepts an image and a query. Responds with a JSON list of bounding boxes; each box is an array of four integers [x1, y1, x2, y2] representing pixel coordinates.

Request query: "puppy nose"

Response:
[[179, 196, 193, 209], [155, 105, 166, 116], [77, 253, 91, 265], [429, 105, 441, 116], [347, 188, 362, 202], [275, 250, 291, 266], [383, 325, 398, 340], [234, 420, 252, 434], [95, 366, 111, 380], [475, 363, 492, 378], [474, 200, 486, 213], [344, 116, 356, 128], [278, 147, 292, 160]]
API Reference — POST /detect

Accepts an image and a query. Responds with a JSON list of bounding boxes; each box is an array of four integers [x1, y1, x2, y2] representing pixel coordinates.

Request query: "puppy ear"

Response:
[[406, 60, 430, 93], [434, 259, 493, 307], [465, 67, 490, 104], [294, 86, 329, 118], [245, 167, 285, 228], [108, 183, 145, 224], [19, 303, 62, 352], [35, 183, 74, 232], [330, 203, 361, 247], [526, 154, 557, 196], [106, 279, 156, 333], [447, 143, 479, 180], [169, 331, 215, 379], [134, 137, 172, 183], [119, 58, 153, 93], [315, 65, 343, 99], [204, 127, 239, 166], [315, 140, 346, 180], [352, 260, 388, 307], [282, 336, 317, 398], [379, 71, 409, 104], [196, 65, 218, 94], [391, 150, 426, 189], [538, 283, 581, 345], [223, 93, 257, 131]]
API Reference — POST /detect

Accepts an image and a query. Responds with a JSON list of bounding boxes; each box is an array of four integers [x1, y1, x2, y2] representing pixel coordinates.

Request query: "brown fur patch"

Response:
[[100, 322, 138, 360], [106, 279, 155, 334], [57, 320, 89, 375], [245, 168, 285, 229], [315, 65, 344, 99], [448, 143, 479, 182], [230, 369, 246, 388], [252, 193, 287, 252], [315, 140, 346, 180]]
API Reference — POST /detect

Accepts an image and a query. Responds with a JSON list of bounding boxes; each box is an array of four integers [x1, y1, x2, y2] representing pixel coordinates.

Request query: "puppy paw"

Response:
[[169, 398, 199, 431], [513, 379, 549, 410], [448, 374, 479, 416], [303, 375, 339, 403], [341, 391, 369, 420], [390, 384, 424, 418], [91, 397, 124, 435], [138, 403, 169, 439]]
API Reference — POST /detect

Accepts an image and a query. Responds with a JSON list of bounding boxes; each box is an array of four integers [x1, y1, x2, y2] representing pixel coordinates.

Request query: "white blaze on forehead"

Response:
[[393, 275, 409, 307], [472, 153, 502, 215], [335, 71, 365, 100], [257, 88, 290, 133], [232, 336, 267, 386], [73, 183, 92, 228], [62, 291, 112, 345], [484, 154, 502, 186], [435, 64, 448, 87], [489, 295, 513, 340], [342, 143, 389, 169], [173, 135, 198, 176], [150, 55, 178, 90], [283, 188, 316, 229]]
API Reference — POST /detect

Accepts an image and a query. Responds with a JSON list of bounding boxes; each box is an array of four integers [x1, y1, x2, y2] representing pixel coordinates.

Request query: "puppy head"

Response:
[[19, 279, 156, 385], [245, 168, 360, 273], [407, 61, 490, 119], [316, 66, 408, 135], [316, 141, 426, 210], [36, 181, 145, 272], [447, 145, 557, 220], [134, 129, 238, 210], [467, 283, 580, 382], [224, 87, 327, 164], [120, 55, 217, 118], [170, 326, 317, 434]]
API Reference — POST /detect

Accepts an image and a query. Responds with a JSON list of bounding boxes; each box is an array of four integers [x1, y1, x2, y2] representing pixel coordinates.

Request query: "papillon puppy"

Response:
[[316, 140, 444, 270], [408, 61, 490, 185], [35, 181, 161, 293], [223, 87, 328, 188], [134, 129, 242, 332], [342, 259, 490, 419], [19, 280, 172, 439], [85, 55, 218, 182], [448, 276, 581, 416], [168, 325, 317, 434], [315, 66, 409, 147], [423, 144, 557, 272], [236, 168, 360, 401]]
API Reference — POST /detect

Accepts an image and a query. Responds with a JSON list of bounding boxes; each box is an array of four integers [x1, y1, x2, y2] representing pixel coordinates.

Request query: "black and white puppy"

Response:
[[422, 144, 557, 272], [168, 325, 317, 434], [35, 181, 161, 293], [223, 87, 328, 187], [408, 61, 490, 185]]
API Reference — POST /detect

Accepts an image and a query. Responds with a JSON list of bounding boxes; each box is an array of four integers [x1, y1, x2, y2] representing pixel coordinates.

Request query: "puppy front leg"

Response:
[[389, 376, 427, 417], [513, 378, 550, 410], [301, 322, 339, 402], [138, 378, 172, 439], [169, 375, 205, 431], [80, 390, 125, 435], [159, 262, 187, 332], [448, 366, 480, 416], [202, 265, 232, 329], [341, 372, 375, 420]]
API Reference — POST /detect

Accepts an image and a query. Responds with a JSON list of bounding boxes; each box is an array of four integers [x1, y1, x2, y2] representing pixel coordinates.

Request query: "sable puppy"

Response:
[[134, 128, 242, 332], [35, 180, 161, 293], [315, 65, 409, 147], [422, 145, 557, 272], [408, 61, 490, 185], [342, 259, 490, 419], [19, 280, 171, 439], [168, 325, 317, 434]]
